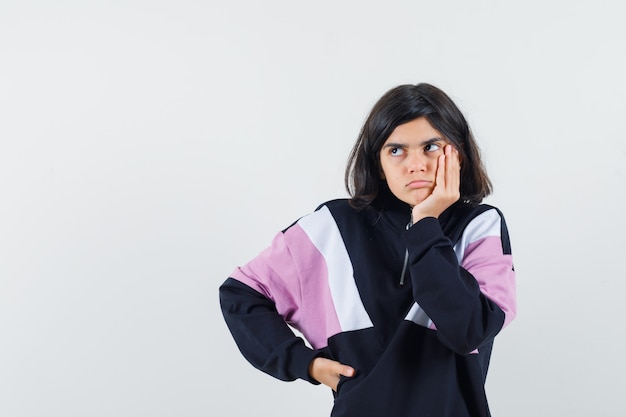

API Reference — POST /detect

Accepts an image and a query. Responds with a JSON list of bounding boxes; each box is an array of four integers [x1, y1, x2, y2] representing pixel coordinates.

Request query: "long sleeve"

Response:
[[219, 278, 321, 383], [219, 225, 333, 384], [403, 208, 516, 355]]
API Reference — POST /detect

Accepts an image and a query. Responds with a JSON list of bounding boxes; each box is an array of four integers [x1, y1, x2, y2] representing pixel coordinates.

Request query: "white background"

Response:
[[1, 1, 625, 416]]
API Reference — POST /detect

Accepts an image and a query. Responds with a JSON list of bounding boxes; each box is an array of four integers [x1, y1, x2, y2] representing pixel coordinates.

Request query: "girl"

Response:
[[219, 83, 516, 417]]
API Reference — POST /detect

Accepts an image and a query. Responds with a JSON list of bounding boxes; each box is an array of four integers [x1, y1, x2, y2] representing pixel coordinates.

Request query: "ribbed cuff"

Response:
[[289, 342, 325, 385]]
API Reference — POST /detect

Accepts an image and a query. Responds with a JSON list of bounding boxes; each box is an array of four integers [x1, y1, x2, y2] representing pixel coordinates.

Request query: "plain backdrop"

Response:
[[1, 1, 625, 416]]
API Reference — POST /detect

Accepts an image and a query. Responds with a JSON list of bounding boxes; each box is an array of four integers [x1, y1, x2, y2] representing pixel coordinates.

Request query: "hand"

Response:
[[412, 144, 460, 222], [308, 357, 355, 392]]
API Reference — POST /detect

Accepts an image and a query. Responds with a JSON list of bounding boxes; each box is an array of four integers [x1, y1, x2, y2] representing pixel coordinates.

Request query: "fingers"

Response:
[[338, 364, 355, 378], [444, 145, 461, 196], [308, 357, 355, 392], [436, 153, 446, 188], [329, 360, 355, 379], [412, 145, 460, 221], [436, 145, 456, 189]]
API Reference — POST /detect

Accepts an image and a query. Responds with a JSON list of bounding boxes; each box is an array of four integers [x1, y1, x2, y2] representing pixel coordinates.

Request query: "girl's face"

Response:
[[379, 117, 448, 207]]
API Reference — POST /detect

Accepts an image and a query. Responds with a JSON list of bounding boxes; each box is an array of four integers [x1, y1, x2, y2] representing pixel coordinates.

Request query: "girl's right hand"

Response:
[[308, 357, 355, 392], [411, 144, 461, 222]]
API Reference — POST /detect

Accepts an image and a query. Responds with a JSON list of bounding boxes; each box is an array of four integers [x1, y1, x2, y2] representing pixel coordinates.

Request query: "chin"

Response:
[[409, 195, 427, 206]]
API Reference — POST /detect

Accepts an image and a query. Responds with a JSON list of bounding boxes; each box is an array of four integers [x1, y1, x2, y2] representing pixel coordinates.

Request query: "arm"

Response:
[[219, 277, 321, 383], [219, 229, 323, 383], [220, 211, 360, 388], [405, 144, 515, 353], [404, 210, 516, 354]]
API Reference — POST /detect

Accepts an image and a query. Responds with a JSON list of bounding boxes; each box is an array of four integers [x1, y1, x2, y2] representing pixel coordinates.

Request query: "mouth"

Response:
[[406, 180, 432, 189]]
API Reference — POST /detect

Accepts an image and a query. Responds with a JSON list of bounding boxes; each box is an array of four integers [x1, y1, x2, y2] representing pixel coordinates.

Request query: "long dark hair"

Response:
[[345, 83, 492, 209]]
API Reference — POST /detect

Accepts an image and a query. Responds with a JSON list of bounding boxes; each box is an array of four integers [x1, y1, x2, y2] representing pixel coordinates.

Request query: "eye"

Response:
[[424, 143, 441, 152], [390, 147, 404, 156]]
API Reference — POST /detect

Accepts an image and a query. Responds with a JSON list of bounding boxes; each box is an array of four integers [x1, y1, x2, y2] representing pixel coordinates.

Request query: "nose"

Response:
[[406, 151, 428, 173]]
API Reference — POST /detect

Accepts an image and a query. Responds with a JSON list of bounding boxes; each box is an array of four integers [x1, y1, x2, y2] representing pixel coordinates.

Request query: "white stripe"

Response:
[[453, 209, 501, 262], [298, 206, 373, 332], [404, 302, 433, 328]]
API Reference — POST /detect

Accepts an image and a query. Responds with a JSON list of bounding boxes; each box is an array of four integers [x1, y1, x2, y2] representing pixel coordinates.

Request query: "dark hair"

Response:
[[345, 83, 492, 209]]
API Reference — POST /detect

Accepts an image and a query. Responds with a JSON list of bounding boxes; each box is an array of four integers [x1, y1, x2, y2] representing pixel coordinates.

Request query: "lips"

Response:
[[406, 180, 432, 189]]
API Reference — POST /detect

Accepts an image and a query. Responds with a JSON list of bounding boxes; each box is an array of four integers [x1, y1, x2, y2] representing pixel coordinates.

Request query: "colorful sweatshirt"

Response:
[[219, 198, 516, 417]]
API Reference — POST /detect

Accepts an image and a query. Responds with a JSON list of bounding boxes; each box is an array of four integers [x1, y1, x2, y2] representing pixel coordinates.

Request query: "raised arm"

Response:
[[404, 208, 516, 354]]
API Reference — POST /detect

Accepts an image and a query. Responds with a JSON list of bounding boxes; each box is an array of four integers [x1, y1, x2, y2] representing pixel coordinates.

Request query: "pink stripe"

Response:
[[462, 236, 517, 328], [231, 225, 341, 349], [284, 224, 342, 349]]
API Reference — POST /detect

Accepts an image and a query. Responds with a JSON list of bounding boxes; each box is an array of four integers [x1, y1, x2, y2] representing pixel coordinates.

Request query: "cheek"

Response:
[[379, 158, 393, 179], [387, 176, 405, 193], [421, 157, 435, 171], [428, 152, 443, 166]]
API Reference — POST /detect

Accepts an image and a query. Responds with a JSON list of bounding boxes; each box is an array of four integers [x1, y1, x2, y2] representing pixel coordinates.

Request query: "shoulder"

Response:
[[314, 198, 353, 212], [447, 202, 513, 255], [441, 202, 507, 245], [447, 202, 506, 223], [311, 198, 360, 224], [281, 198, 354, 233]]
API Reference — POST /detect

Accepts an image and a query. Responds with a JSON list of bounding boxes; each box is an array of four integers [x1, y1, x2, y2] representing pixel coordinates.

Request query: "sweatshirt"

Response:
[[219, 197, 516, 417]]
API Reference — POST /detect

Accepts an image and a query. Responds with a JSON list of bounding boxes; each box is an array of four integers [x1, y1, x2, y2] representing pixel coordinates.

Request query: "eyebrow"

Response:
[[382, 137, 444, 149]]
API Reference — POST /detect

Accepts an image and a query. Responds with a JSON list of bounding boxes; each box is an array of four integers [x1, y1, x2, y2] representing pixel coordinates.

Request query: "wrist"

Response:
[[411, 209, 438, 223]]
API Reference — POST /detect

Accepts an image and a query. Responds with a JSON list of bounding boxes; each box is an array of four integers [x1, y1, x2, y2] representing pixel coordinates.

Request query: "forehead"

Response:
[[384, 117, 445, 144]]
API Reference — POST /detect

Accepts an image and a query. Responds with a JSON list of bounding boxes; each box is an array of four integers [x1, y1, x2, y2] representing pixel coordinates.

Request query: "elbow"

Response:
[[438, 334, 486, 356], [436, 310, 505, 355]]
